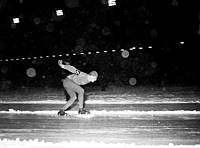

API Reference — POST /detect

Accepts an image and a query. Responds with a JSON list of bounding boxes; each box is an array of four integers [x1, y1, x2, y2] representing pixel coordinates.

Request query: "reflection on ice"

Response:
[[0, 109, 200, 120], [0, 138, 200, 148], [1, 109, 200, 115]]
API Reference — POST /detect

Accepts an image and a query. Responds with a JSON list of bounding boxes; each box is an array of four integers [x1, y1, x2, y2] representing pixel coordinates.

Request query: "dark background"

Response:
[[0, 0, 200, 90]]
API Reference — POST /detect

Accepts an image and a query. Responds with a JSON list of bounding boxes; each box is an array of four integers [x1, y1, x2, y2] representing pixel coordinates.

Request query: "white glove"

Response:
[[58, 60, 64, 68], [58, 60, 69, 68]]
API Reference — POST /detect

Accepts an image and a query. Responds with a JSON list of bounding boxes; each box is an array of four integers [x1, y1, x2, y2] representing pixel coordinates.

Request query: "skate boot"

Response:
[[58, 109, 67, 116], [78, 108, 90, 114]]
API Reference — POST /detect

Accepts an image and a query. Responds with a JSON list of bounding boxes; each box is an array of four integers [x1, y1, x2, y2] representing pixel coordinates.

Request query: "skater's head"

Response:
[[89, 71, 98, 77], [88, 71, 98, 82]]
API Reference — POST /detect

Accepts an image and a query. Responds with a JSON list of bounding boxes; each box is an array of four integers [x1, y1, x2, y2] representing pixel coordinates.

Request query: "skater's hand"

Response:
[[58, 60, 63, 67], [58, 60, 62, 65], [58, 60, 70, 66], [58, 60, 67, 69]]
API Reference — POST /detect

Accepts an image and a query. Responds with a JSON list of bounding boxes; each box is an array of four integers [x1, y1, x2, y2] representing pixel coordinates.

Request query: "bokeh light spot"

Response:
[[26, 68, 36, 78], [121, 50, 129, 58], [129, 77, 137, 86]]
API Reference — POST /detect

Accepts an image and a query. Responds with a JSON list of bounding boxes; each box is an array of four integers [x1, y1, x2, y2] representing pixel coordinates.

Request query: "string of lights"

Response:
[[0, 45, 153, 63]]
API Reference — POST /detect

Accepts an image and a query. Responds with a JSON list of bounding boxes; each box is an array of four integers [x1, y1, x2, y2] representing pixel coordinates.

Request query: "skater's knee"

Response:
[[81, 88, 84, 93], [78, 88, 84, 95], [63, 83, 67, 89], [69, 95, 77, 101]]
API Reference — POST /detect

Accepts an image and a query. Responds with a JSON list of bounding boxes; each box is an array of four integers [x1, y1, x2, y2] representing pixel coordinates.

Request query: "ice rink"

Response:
[[0, 86, 200, 148]]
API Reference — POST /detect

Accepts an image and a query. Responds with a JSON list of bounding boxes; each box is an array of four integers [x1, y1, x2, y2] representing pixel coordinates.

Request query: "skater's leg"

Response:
[[76, 86, 84, 109], [65, 81, 89, 114], [61, 79, 77, 111], [58, 79, 78, 116], [60, 78, 89, 114], [61, 89, 76, 110], [75, 86, 90, 114], [65, 82, 85, 109], [64, 89, 70, 101]]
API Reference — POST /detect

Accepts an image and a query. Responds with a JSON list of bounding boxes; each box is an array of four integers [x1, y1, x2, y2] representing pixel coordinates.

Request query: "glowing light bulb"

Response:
[[13, 18, 20, 24], [108, 0, 116, 6], [56, 10, 64, 16]]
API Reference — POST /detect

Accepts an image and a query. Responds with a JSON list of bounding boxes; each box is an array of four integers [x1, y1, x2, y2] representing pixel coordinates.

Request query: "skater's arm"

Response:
[[58, 60, 80, 75]]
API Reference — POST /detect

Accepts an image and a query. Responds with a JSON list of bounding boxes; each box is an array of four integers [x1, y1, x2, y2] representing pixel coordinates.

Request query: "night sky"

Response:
[[0, 0, 200, 89]]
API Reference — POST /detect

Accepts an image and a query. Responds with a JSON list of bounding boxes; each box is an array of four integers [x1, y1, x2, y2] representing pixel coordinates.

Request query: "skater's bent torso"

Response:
[[66, 72, 90, 85], [61, 63, 91, 86]]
